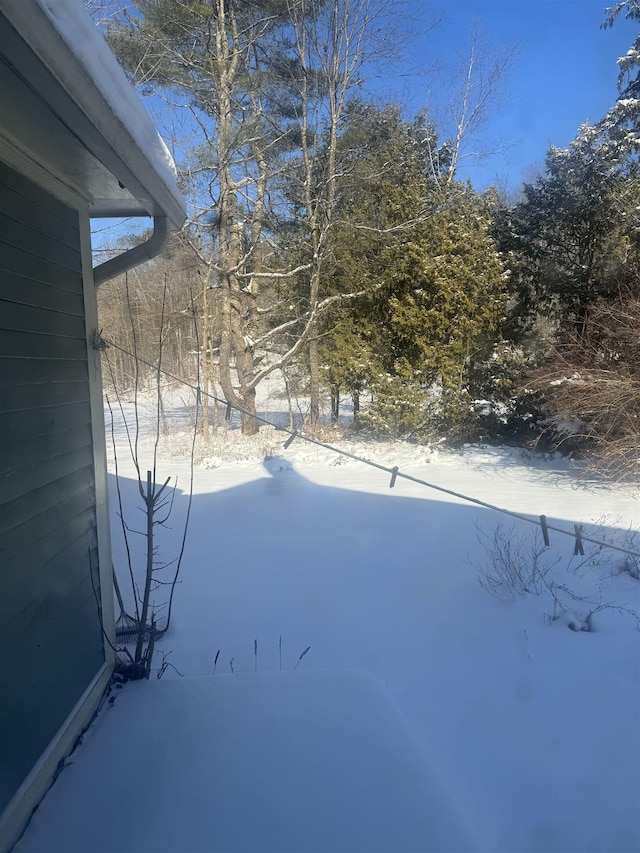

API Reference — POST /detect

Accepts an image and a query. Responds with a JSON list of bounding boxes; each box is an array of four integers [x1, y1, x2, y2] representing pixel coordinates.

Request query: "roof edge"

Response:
[[1, 0, 186, 230]]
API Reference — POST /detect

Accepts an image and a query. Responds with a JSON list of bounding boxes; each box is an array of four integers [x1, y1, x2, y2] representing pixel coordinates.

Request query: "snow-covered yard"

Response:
[[14, 395, 640, 853]]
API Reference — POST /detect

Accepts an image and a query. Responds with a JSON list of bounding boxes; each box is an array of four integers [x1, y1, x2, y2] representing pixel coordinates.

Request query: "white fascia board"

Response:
[[0, 0, 186, 230]]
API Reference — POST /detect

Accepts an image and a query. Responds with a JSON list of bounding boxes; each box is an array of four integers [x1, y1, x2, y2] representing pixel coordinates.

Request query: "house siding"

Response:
[[0, 160, 105, 814]]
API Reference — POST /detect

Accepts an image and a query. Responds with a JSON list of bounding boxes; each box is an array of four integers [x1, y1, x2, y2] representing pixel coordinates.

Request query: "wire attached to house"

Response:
[[100, 336, 640, 561]]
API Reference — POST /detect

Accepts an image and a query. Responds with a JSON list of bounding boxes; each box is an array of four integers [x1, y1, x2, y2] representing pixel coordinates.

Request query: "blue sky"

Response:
[[137, 0, 635, 195], [383, 0, 638, 191]]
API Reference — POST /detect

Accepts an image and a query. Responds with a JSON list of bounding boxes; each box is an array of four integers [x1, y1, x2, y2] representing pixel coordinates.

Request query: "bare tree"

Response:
[[421, 23, 516, 192], [525, 281, 640, 479], [105, 0, 413, 433], [97, 240, 200, 400], [101, 276, 199, 678]]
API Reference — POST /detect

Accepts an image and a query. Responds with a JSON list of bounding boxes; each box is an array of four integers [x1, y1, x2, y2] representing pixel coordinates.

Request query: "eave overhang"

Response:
[[0, 0, 186, 230]]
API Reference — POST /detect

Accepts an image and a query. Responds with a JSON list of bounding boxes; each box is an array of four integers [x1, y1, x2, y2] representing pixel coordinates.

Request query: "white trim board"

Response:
[[0, 663, 113, 853]]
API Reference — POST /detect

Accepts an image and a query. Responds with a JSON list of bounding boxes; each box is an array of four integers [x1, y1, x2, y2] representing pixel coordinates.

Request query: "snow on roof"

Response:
[[37, 0, 181, 200], [2, 0, 185, 225]]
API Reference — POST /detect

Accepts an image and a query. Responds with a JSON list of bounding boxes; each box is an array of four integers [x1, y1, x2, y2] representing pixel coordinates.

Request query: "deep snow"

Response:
[[14, 389, 640, 853], [14, 671, 473, 853]]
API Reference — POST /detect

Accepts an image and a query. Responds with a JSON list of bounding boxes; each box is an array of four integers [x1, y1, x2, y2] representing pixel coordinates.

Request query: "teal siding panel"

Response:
[[0, 160, 105, 816], [0, 443, 94, 505], [0, 270, 84, 316], [0, 401, 92, 446], [0, 379, 90, 414], [0, 547, 103, 812], [0, 356, 88, 385], [0, 467, 95, 533], [1, 546, 101, 677], [0, 298, 86, 338], [0, 182, 80, 250], [0, 421, 93, 476], [1, 502, 96, 581], [0, 241, 83, 289], [0, 329, 89, 360], [0, 161, 78, 225], [1, 532, 100, 622], [0, 642, 104, 810], [0, 213, 82, 272]]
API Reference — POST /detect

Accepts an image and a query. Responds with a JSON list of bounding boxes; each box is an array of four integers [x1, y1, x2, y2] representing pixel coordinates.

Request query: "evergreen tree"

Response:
[[318, 104, 507, 437], [493, 8, 640, 467], [600, 1, 640, 157], [503, 124, 639, 341]]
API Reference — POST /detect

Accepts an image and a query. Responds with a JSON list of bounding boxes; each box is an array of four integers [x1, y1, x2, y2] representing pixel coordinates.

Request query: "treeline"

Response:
[[95, 0, 640, 476]]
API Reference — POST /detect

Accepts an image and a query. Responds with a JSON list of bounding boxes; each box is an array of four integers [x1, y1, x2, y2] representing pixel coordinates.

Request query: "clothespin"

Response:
[[196, 386, 201, 405], [389, 466, 399, 489], [225, 402, 232, 421], [540, 515, 550, 547], [573, 524, 584, 556], [284, 431, 297, 449]]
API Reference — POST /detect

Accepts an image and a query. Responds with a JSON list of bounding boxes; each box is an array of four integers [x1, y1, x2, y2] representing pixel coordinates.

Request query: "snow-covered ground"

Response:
[[15, 386, 640, 853]]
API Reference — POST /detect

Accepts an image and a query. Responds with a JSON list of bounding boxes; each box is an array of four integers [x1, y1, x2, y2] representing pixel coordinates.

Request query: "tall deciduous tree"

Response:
[[421, 23, 517, 191], [105, 0, 408, 432]]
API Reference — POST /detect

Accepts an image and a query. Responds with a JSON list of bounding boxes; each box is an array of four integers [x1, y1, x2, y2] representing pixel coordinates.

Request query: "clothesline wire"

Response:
[[101, 337, 640, 561]]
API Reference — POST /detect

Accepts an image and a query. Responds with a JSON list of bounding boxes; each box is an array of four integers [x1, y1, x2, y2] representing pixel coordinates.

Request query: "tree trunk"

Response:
[[331, 387, 340, 424], [353, 390, 360, 425], [241, 387, 259, 435], [135, 471, 155, 663], [308, 336, 320, 427], [283, 367, 295, 430], [201, 274, 209, 441]]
